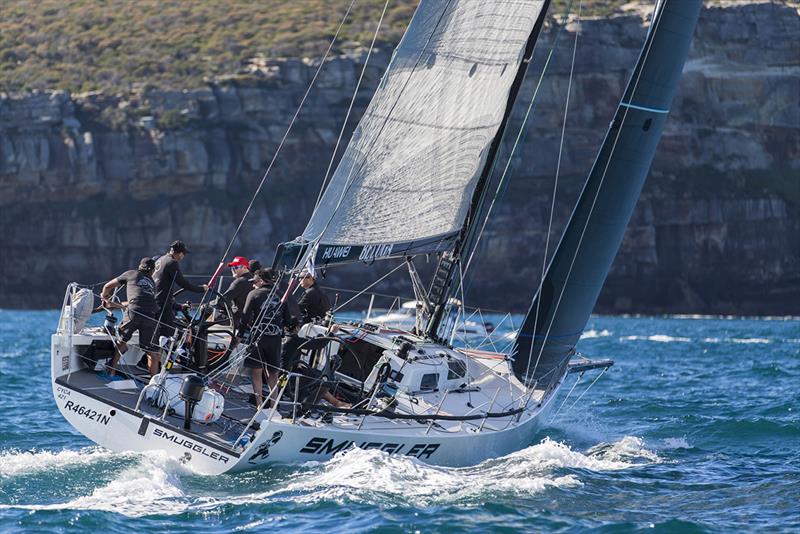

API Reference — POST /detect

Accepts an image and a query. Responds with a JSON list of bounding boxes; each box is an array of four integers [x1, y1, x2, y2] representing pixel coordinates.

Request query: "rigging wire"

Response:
[[524, 0, 668, 388], [201, 0, 358, 292], [562, 366, 607, 415], [525, 0, 583, 386], [300, 0, 456, 263], [460, 1, 578, 280], [548, 370, 583, 421], [332, 261, 407, 313], [313, 0, 390, 212]]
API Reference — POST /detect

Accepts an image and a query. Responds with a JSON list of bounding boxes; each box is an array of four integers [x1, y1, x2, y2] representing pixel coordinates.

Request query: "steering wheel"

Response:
[[172, 287, 236, 369]]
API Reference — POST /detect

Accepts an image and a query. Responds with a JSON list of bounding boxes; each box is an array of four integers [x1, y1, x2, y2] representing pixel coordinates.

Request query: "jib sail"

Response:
[[512, 0, 703, 387]]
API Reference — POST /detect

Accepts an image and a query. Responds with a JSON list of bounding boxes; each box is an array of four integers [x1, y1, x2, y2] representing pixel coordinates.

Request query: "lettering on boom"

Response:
[[321, 246, 352, 261], [300, 437, 440, 460], [359, 244, 394, 262]]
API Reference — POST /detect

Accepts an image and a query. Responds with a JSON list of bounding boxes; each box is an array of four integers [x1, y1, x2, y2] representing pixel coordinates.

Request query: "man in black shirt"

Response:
[[101, 257, 161, 376], [216, 255, 253, 327], [298, 270, 331, 323], [153, 240, 208, 338], [279, 269, 331, 372], [239, 268, 294, 407]]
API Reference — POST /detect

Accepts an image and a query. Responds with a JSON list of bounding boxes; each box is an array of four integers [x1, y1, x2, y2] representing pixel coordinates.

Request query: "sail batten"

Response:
[[300, 0, 549, 265]]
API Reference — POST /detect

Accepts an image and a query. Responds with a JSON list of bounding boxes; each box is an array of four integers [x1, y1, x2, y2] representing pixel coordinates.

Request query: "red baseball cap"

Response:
[[227, 256, 249, 268]]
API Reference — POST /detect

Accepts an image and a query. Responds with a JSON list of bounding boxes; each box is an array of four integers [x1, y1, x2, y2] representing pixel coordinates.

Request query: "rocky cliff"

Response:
[[0, 2, 798, 314]]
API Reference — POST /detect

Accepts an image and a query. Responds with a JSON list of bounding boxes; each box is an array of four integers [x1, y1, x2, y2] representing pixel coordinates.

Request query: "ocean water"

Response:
[[0, 310, 798, 532]]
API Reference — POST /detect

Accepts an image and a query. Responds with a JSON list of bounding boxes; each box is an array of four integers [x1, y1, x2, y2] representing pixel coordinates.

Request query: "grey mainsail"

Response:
[[511, 0, 703, 387], [296, 0, 549, 266]]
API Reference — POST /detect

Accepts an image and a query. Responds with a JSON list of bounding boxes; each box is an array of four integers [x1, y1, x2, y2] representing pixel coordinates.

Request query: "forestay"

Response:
[[301, 0, 548, 265], [511, 0, 703, 388]]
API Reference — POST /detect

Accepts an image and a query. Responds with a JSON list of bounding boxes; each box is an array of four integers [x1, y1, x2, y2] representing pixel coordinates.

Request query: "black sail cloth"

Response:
[[512, 0, 704, 388]]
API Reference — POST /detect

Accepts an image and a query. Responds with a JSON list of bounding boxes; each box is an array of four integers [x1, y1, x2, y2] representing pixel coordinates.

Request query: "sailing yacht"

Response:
[[51, 0, 702, 474]]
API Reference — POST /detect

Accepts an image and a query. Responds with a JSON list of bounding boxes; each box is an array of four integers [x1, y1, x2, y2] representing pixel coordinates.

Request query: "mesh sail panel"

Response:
[[302, 0, 547, 260]]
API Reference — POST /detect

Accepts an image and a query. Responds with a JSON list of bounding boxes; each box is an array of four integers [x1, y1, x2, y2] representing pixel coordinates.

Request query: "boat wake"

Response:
[[0, 437, 662, 517], [0, 446, 119, 477], [0, 448, 192, 517], [271, 436, 662, 507]]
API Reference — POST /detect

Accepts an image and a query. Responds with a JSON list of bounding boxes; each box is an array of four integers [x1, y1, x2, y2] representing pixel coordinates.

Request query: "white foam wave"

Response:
[[621, 334, 691, 343], [581, 329, 612, 340], [0, 446, 119, 477], [1, 438, 662, 515], [276, 445, 581, 506], [0, 450, 191, 517], [670, 314, 800, 321], [585, 436, 661, 464], [217, 436, 660, 508], [702, 337, 778, 345], [60, 452, 189, 516]]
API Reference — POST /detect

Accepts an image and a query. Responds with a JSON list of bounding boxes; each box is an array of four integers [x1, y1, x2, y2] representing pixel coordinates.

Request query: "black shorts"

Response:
[[119, 311, 159, 352], [244, 336, 282, 370]]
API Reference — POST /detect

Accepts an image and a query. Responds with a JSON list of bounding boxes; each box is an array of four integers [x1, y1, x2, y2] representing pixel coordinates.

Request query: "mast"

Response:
[[511, 0, 703, 386], [425, 0, 553, 340]]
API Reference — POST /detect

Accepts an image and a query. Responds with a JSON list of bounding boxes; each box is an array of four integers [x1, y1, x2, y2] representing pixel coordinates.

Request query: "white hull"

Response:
[[53, 374, 557, 474], [51, 304, 563, 475]]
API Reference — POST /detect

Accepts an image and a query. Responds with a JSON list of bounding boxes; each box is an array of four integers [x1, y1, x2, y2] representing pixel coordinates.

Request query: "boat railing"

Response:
[[55, 284, 81, 374], [234, 374, 291, 449], [56, 283, 74, 336], [134, 382, 172, 420]]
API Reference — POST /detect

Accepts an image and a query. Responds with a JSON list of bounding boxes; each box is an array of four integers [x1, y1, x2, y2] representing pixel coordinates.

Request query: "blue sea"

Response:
[[0, 310, 797, 532]]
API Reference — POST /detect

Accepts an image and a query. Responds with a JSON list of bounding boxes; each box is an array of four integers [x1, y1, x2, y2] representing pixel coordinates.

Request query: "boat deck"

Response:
[[55, 367, 261, 453]]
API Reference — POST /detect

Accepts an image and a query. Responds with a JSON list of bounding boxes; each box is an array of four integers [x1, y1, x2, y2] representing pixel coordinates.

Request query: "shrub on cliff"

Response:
[[0, 0, 624, 94]]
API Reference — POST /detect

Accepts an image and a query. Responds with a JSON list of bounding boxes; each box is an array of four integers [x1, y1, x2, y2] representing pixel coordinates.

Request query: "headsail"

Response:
[[511, 0, 703, 387], [293, 0, 550, 267]]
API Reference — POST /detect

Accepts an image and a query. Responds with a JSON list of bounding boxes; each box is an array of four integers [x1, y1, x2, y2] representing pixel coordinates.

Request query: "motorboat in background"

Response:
[[366, 300, 493, 337]]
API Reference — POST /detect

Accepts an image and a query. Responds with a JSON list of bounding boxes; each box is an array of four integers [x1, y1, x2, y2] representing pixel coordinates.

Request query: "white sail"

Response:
[[303, 0, 547, 263]]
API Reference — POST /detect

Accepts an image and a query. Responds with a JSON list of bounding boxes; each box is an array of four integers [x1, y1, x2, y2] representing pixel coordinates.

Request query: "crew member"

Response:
[[153, 240, 208, 338], [217, 255, 253, 326], [239, 268, 293, 407], [280, 269, 331, 370], [100, 257, 161, 376], [297, 269, 331, 323]]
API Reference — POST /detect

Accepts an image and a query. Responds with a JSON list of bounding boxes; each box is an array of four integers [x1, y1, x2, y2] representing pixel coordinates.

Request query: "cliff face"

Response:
[[0, 2, 798, 314]]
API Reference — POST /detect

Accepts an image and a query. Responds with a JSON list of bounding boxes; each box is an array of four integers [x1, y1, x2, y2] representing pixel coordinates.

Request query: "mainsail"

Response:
[[292, 0, 549, 266], [511, 0, 703, 387]]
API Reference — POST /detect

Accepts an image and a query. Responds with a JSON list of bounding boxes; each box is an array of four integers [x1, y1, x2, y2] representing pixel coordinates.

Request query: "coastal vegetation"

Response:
[[1, 0, 622, 94]]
